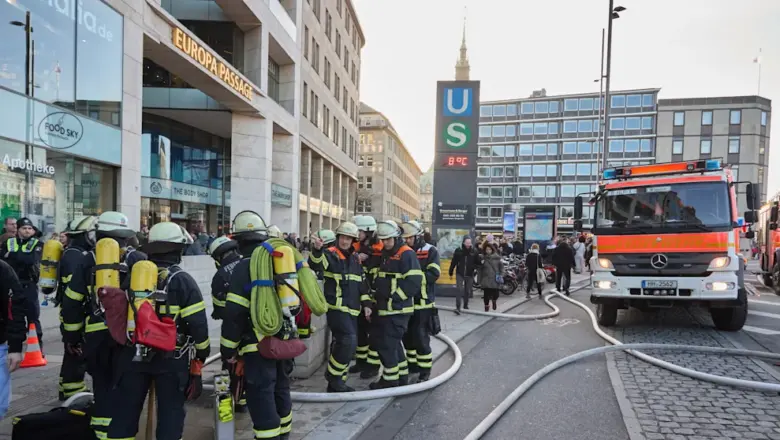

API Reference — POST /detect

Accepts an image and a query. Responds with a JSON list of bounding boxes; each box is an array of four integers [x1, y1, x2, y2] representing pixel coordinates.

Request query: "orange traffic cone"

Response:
[[20, 323, 46, 368]]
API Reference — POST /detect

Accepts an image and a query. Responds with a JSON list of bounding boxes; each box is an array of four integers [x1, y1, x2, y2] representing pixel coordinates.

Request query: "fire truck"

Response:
[[756, 199, 780, 291], [574, 159, 758, 331]]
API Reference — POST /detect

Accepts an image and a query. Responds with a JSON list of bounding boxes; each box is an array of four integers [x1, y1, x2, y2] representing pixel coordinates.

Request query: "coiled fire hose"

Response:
[[249, 238, 328, 336]]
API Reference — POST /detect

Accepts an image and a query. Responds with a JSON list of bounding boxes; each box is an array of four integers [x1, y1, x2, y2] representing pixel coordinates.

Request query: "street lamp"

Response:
[[10, 11, 33, 97], [10, 12, 35, 217], [601, 1, 626, 171]]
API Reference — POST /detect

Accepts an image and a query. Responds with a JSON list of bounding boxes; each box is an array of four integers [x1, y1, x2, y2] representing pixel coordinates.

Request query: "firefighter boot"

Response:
[[360, 367, 379, 379], [327, 377, 355, 393], [348, 363, 362, 374], [417, 371, 431, 383], [369, 378, 398, 390]]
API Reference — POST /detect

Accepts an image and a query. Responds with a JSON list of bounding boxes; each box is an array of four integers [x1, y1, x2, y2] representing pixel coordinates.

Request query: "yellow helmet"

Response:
[[376, 220, 401, 240], [267, 225, 282, 238], [232, 210, 268, 240], [315, 229, 336, 246], [334, 222, 359, 239], [401, 220, 423, 238]]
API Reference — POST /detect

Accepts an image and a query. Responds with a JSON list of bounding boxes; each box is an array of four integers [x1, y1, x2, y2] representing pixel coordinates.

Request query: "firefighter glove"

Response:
[[186, 359, 204, 401]]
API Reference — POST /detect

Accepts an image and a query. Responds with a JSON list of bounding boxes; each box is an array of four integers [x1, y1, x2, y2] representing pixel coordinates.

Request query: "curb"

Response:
[[604, 351, 646, 440]]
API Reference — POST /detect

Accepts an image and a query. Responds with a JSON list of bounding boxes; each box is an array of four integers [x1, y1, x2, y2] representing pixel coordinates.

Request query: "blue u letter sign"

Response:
[[443, 88, 472, 117]]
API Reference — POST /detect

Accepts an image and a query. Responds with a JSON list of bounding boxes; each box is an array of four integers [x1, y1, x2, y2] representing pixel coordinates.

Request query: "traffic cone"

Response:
[[20, 323, 47, 368]]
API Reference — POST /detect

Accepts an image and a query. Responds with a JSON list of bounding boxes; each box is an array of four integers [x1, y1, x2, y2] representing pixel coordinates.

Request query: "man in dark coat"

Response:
[[551, 238, 575, 295], [448, 237, 480, 313]]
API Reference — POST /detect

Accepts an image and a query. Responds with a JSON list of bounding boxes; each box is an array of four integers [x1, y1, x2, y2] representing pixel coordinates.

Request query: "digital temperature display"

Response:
[[442, 155, 469, 167]]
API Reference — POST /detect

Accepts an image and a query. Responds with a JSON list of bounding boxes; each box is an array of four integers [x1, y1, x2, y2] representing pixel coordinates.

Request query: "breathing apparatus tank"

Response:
[[39, 239, 64, 290], [127, 260, 158, 333], [272, 246, 301, 314], [95, 238, 121, 289]]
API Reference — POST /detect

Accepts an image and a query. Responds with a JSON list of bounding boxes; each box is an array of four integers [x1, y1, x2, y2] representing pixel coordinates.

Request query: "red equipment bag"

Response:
[[258, 336, 307, 360], [132, 301, 177, 352], [98, 287, 129, 345], [296, 299, 312, 339]]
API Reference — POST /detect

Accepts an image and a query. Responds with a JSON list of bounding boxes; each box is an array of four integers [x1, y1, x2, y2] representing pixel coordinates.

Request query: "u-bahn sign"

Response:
[[432, 81, 480, 296]]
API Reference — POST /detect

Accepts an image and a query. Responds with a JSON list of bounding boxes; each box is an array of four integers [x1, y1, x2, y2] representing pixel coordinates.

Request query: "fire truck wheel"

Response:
[[596, 302, 618, 327], [710, 290, 748, 332]]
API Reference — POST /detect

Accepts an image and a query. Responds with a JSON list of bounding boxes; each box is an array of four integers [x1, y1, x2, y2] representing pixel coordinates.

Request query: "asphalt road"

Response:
[[360, 292, 629, 440]]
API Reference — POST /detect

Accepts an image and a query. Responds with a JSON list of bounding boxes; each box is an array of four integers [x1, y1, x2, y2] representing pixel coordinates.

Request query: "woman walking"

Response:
[[478, 243, 503, 311], [573, 235, 586, 274], [524, 243, 544, 299]]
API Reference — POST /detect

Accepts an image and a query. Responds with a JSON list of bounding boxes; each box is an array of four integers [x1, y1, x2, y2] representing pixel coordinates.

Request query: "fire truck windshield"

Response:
[[594, 181, 732, 234]]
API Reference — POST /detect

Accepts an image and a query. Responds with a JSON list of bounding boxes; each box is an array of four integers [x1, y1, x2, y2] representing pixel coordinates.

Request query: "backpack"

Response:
[[12, 406, 95, 440]]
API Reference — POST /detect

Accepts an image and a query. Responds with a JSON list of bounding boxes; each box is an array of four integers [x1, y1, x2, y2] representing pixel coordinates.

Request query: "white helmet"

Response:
[[208, 236, 238, 259], [401, 220, 423, 238], [65, 216, 97, 235], [96, 211, 135, 239], [352, 215, 377, 232], [144, 222, 191, 254], [267, 225, 282, 238], [232, 210, 268, 241], [334, 222, 360, 239], [376, 220, 401, 240]]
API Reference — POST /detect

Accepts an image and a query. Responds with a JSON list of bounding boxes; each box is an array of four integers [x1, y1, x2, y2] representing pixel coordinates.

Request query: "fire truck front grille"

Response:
[[604, 252, 722, 277]]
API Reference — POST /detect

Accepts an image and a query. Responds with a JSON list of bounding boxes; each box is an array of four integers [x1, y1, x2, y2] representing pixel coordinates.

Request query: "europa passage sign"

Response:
[[432, 81, 480, 291]]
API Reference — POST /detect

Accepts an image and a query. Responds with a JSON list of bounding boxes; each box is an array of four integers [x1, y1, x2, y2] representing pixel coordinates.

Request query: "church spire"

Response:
[[455, 9, 470, 81]]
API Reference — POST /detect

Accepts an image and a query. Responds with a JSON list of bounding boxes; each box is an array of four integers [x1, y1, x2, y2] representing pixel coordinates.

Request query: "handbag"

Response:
[[258, 336, 307, 360], [536, 268, 547, 283]]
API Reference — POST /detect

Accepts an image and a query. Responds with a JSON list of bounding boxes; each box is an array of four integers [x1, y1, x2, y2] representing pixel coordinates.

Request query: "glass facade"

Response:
[[0, 0, 124, 126], [476, 90, 658, 231], [141, 114, 231, 235]]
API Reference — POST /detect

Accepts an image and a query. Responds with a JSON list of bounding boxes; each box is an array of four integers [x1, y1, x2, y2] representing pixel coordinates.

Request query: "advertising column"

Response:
[[432, 81, 480, 296]]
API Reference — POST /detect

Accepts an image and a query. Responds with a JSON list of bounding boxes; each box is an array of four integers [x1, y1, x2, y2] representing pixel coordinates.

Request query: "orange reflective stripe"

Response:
[[597, 232, 730, 254], [605, 175, 722, 190], [391, 245, 413, 260], [327, 246, 347, 260]]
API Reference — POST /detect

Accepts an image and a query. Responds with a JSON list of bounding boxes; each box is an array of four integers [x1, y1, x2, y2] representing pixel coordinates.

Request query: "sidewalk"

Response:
[[0, 272, 591, 439]]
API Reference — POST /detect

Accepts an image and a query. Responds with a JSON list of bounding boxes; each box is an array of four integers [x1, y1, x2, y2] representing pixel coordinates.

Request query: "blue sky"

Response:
[[353, 0, 779, 195]]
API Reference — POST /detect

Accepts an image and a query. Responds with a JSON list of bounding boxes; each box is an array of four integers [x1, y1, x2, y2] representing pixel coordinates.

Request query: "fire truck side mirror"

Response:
[[574, 196, 583, 220], [573, 220, 583, 232], [772, 206, 779, 224], [745, 183, 758, 211], [744, 211, 756, 224], [745, 231, 755, 239]]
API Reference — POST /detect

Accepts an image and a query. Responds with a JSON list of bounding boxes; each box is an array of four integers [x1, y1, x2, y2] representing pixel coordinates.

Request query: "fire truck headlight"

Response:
[[706, 282, 735, 291], [597, 258, 614, 270], [594, 280, 616, 289], [708, 256, 731, 270]]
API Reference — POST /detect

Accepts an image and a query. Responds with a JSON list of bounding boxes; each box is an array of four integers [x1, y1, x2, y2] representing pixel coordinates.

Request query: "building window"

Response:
[[491, 167, 504, 178], [535, 102, 549, 113], [489, 207, 502, 218], [534, 123, 547, 135], [311, 40, 320, 72], [730, 110, 741, 125], [304, 27, 309, 59], [267, 58, 280, 102], [335, 32, 342, 58], [700, 139, 712, 154], [728, 136, 740, 154], [625, 117, 640, 130], [479, 126, 492, 138], [579, 98, 594, 111], [477, 187, 489, 198], [521, 103, 534, 114], [323, 58, 331, 89], [365, 177, 372, 189], [302, 83, 308, 116], [672, 139, 683, 155], [490, 187, 503, 198], [506, 104, 517, 116], [673, 112, 685, 126], [564, 99, 578, 111], [478, 167, 489, 177], [609, 118, 624, 130], [731, 165, 739, 182], [611, 95, 626, 108], [762, 111, 768, 126], [626, 95, 642, 107], [325, 11, 332, 40], [563, 121, 577, 133], [365, 156, 373, 166], [492, 105, 506, 117], [641, 116, 653, 130], [609, 140, 623, 153], [336, 0, 342, 15], [313, 0, 321, 20], [342, 87, 348, 112], [701, 111, 712, 125], [334, 75, 340, 101], [477, 207, 489, 217], [578, 120, 593, 132], [520, 123, 534, 135]]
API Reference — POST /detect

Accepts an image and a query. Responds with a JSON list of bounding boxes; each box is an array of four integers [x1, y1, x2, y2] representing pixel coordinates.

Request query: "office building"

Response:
[[0, 0, 362, 237], [656, 96, 771, 213], [358, 103, 422, 224], [476, 89, 659, 234]]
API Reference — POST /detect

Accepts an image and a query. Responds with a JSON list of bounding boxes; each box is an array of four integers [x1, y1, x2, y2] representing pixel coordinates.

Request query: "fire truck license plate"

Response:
[[642, 280, 677, 289]]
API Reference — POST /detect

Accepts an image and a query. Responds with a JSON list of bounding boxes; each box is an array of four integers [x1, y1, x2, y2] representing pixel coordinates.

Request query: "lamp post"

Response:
[[601, 1, 626, 171], [10, 12, 35, 217]]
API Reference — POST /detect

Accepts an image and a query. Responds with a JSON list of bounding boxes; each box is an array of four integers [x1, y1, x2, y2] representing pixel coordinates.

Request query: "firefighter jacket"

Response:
[[220, 243, 264, 360], [0, 259, 29, 353], [1, 237, 43, 283], [60, 246, 147, 344], [309, 245, 367, 316], [353, 241, 383, 291], [154, 264, 211, 360], [57, 244, 89, 310], [373, 243, 424, 316], [414, 242, 441, 309], [210, 253, 242, 320]]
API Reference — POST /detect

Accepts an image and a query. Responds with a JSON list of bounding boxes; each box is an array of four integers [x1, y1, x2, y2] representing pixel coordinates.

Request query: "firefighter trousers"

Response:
[[370, 314, 410, 384], [326, 310, 357, 383], [59, 324, 87, 400], [20, 282, 42, 347], [354, 310, 380, 371], [402, 309, 433, 376], [244, 352, 293, 440], [84, 332, 119, 439], [105, 354, 189, 440]]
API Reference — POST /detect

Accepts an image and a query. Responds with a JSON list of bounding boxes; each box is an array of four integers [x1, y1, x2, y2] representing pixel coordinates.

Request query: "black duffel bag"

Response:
[[12, 406, 96, 440]]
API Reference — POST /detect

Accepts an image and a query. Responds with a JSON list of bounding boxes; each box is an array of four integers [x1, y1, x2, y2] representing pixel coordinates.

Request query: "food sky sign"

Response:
[[432, 81, 480, 295]]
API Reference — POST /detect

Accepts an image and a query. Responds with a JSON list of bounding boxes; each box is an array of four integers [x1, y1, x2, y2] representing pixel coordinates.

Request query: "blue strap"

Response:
[[244, 279, 275, 292], [295, 261, 304, 271], [261, 242, 275, 254]]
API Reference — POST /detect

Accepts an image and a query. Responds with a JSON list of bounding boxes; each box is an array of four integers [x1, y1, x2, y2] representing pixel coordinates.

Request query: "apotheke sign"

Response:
[[2, 155, 55, 175], [172, 28, 255, 101]]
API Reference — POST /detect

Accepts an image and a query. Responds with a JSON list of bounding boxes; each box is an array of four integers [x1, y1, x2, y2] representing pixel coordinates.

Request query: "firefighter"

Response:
[[267, 225, 282, 239], [105, 222, 210, 440], [401, 220, 440, 383], [207, 235, 247, 411], [56, 216, 98, 401], [349, 215, 383, 378], [308, 222, 367, 392], [60, 211, 139, 439], [221, 210, 293, 440], [369, 220, 423, 389], [310, 229, 336, 280], [1, 218, 44, 348]]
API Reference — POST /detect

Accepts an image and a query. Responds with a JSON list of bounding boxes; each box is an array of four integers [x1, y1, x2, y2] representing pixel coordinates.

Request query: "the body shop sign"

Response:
[[142, 177, 230, 206]]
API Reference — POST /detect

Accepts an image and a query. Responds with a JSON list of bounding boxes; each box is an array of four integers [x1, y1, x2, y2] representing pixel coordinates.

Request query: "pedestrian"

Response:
[[0, 218, 16, 244], [448, 236, 479, 314], [524, 243, 544, 299], [0, 257, 26, 419], [552, 238, 575, 295], [573, 235, 586, 274], [478, 242, 502, 311]]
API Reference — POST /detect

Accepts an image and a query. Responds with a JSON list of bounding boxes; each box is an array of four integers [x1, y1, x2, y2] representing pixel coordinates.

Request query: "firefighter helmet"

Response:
[[267, 225, 282, 238], [208, 236, 238, 259], [96, 211, 135, 239], [352, 215, 377, 232], [334, 222, 359, 239], [376, 220, 401, 240], [144, 221, 191, 254], [64, 216, 97, 235], [232, 210, 268, 242], [401, 220, 423, 238], [315, 229, 336, 246]]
